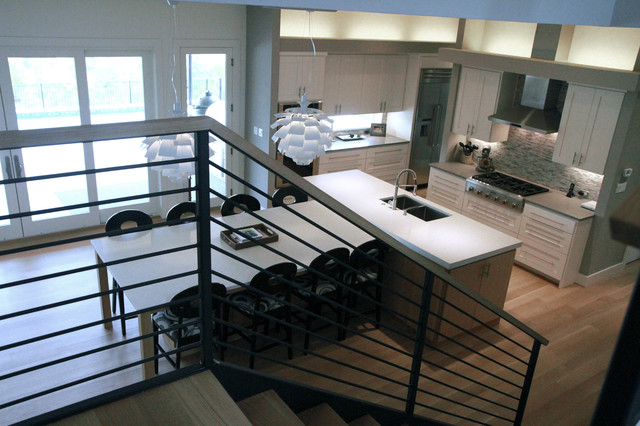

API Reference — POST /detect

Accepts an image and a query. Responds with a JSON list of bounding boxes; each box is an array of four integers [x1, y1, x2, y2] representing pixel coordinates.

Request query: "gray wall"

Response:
[[244, 6, 280, 202]]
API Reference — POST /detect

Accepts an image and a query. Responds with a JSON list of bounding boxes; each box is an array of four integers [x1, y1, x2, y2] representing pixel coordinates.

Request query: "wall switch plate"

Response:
[[258, 128, 263, 137], [253, 126, 258, 135], [616, 182, 627, 193]]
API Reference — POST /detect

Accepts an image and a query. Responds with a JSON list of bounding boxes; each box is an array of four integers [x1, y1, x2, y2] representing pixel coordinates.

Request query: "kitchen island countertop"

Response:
[[430, 162, 595, 221], [306, 169, 521, 270]]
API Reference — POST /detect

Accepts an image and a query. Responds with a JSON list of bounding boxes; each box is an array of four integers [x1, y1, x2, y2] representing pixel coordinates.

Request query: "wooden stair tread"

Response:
[[297, 403, 348, 426], [54, 371, 251, 425], [237, 389, 304, 425], [348, 414, 381, 426]]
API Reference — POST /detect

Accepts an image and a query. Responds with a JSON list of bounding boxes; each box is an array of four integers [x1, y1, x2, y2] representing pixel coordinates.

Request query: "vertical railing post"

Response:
[[194, 129, 214, 369], [405, 268, 436, 421], [514, 340, 541, 425]]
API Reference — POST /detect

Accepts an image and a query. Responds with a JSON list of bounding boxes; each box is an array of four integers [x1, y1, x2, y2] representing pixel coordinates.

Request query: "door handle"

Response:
[[3, 155, 13, 180], [13, 155, 22, 178], [432, 104, 443, 147]]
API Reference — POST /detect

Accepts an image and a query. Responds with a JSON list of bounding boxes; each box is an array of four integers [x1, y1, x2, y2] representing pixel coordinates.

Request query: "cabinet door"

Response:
[[278, 55, 303, 102], [553, 85, 594, 168], [452, 67, 484, 136], [300, 55, 325, 101], [337, 55, 365, 115], [323, 55, 341, 115], [579, 89, 624, 174], [360, 56, 384, 114], [425, 168, 466, 211], [382, 55, 408, 112], [473, 70, 502, 141]]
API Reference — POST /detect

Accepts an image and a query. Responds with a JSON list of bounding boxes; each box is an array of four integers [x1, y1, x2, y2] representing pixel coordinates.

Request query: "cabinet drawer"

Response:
[[426, 168, 466, 211], [365, 164, 404, 184], [319, 149, 367, 165], [519, 215, 573, 255], [317, 158, 366, 174], [516, 241, 567, 281], [367, 143, 409, 160], [461, 195, 521, 237], [522, 203, 576, 234]]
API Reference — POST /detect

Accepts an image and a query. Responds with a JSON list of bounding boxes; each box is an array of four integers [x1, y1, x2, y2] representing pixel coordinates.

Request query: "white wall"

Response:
[[567, 26, 640, 70]]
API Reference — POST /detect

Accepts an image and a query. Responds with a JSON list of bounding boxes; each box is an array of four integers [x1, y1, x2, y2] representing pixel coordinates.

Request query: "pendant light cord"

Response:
[[168, 0, 180, 116], [306, 10, 316, 92]]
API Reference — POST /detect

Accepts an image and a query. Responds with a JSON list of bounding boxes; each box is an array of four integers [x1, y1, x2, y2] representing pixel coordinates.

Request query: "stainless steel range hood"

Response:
[[489, 75, 562, 134]]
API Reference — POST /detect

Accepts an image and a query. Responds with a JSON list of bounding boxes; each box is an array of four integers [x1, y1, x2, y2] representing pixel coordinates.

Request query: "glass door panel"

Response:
[[0, 151, 22, 241], [185, 52, 229, 205], [8, 57, 81, 130]]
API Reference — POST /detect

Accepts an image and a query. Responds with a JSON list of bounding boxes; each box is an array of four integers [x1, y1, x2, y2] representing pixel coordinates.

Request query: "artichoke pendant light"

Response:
[[270, 93, 333, 165]]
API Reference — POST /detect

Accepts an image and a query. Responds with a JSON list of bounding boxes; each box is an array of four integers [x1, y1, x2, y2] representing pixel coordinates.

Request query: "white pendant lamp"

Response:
[[271, 93, 333, 165], [141, 133, 215, 183]]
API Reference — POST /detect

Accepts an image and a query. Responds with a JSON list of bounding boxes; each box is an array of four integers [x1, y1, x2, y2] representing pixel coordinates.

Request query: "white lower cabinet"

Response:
[[461, 194, 521, 237], [425, 168, 466, 211], [318, 143, 409, 183], [516, 203, 592, 287]]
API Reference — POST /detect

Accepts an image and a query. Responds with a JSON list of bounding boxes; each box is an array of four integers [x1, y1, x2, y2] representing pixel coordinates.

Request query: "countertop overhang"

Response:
[[306, 170, 522, 270]]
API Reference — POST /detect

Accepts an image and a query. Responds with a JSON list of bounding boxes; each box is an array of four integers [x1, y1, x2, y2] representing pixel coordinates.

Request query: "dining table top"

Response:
[[91, 200, 372, 313]]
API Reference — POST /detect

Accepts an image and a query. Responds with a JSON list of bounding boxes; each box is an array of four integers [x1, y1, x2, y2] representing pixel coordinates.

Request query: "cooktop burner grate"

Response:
[[471, 172, 549, 197]]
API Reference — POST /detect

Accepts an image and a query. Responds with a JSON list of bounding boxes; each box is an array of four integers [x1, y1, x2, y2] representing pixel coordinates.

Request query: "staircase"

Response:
[[54, 370, 385, 425]]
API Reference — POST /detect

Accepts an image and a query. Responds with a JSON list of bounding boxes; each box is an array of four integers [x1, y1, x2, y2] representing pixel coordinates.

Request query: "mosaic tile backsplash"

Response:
[[476, 127, 603, 201]]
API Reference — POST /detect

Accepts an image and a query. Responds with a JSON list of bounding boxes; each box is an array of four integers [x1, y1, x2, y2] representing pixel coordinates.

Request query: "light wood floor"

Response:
[[0, 234, 637, 425]]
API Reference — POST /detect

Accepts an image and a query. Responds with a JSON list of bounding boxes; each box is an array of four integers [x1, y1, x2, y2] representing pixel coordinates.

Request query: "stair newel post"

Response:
[[514, 339, 541, 425], [194, 129, 215, 369], [404, 268, 435, 421]]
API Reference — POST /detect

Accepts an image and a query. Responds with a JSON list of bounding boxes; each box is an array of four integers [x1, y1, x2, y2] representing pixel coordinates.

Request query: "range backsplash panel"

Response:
[[484, 127, 602, 201]]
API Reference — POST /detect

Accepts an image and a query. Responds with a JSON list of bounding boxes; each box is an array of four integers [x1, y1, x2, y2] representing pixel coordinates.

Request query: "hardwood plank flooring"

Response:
[[1, 234, 638, 425]]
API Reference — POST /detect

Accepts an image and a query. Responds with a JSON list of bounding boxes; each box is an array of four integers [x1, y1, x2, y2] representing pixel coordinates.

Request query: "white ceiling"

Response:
[[185, 0, 640, 28]]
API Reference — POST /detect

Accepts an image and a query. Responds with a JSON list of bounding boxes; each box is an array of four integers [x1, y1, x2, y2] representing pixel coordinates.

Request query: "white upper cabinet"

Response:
[[323, 55, 365, 115], [452, 66, 509, 142], [278, 53, 326, 102], [553, 84, 624, 174], [360, 55, 408, 114]]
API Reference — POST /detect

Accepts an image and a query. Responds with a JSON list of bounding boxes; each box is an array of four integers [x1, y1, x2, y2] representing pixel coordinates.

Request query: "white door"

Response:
[[182, 48, 236, 206], [0, 90, 22, 240]]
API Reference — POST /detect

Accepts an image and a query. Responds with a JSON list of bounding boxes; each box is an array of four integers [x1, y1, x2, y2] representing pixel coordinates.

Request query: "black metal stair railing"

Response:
[[0, 117, 548, 425]]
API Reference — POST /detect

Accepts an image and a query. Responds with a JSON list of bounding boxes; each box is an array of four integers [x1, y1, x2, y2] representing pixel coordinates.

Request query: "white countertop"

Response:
[[326, 134, 408, 152], [306, 170, 522, 270], [430, 162, 595, 221]]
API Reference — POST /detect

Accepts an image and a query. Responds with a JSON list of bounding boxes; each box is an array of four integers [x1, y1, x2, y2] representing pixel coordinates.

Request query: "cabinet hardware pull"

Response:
[[578, 154, 584, 166], [4, 156, 13, 180], [572, 152, 577, 164]]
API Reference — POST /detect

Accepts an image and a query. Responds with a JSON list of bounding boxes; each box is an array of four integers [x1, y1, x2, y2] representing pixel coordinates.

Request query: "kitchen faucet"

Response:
[[392, 168, 418, 210]]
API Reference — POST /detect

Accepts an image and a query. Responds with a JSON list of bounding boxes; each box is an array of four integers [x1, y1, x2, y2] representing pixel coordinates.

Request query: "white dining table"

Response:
[[91, 201, 371, 379]]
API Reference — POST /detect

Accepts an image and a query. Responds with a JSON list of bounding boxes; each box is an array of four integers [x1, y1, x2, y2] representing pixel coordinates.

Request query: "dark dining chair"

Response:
[[220, 194, 261, 217], [225, 262, 297, 369], [343, 239, 389, 333], [152, 283, 227, 373], [272, 186, 309, 207], [105, 209, 153, 335], [167, 201, 196, 224], [292, 247, 350, 352]]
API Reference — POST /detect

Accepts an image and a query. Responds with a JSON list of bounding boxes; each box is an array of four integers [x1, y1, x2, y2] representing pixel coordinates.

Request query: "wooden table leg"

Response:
[[95, 252, 113, 330], [138, 312, 156, 380]]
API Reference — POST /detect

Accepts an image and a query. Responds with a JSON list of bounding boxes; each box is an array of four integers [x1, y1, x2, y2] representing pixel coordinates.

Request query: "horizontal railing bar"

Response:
[[414, 385, 516, 422], [0, 117, 214, 149], [209, 190, 423, 328], [412, 399, 498, 426], [0, 243, 196, 291], [430, 292, 533, 356], [208, 243, 421, 353], [0, 157, 193, 187], [210, 264, 418, 365], [208, 121, 548, 346], [426, 312, 529, 371], [216, 350, 410, 406], [417, 371, 519, 413], [0, 186, 190, 222]]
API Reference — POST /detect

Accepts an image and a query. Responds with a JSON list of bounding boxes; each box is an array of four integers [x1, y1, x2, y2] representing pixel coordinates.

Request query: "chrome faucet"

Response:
[[392, 168, 418, 210]]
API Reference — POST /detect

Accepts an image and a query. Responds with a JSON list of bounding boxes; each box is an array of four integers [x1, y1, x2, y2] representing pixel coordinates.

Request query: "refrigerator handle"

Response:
[[3, 155, 13, 180], [432, 104, 443, 147]]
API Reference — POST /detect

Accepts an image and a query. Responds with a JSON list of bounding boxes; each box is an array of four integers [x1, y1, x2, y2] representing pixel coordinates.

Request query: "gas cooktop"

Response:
[[471, 172, 549, 197]]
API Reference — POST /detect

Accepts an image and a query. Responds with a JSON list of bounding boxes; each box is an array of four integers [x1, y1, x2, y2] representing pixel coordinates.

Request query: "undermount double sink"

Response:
[[381, 195, 450, 222]]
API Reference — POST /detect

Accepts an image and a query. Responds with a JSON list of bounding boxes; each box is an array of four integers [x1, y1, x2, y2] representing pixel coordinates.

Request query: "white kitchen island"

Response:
[[306, 170, 523, 340]]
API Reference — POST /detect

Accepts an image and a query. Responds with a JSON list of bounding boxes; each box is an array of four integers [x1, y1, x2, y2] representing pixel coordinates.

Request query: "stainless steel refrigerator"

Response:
[[409, 68, 451, 186]]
